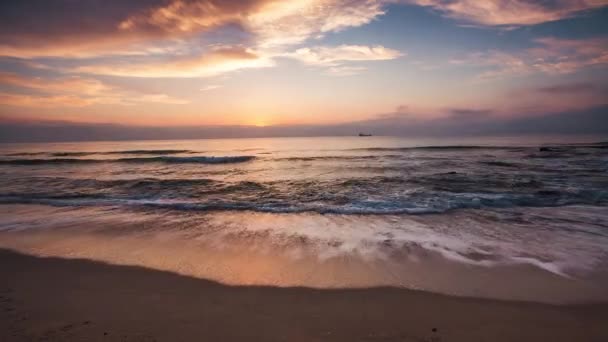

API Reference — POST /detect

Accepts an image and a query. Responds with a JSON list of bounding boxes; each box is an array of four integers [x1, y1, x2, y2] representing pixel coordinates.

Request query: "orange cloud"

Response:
[[75, 43, 403, 78], [76, 46, 274, 78], [0, 72, 188, 107], [0, 93, 95, 108], [0, 72, 113, 95]]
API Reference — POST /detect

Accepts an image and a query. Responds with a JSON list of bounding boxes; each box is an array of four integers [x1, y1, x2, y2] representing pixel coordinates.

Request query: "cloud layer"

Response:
[[451, 37, 608, 80], [408, 0, 607, 26]]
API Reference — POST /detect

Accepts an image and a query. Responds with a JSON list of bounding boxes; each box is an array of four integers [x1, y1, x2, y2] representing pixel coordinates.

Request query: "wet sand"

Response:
[[1, 249, 607, 341]]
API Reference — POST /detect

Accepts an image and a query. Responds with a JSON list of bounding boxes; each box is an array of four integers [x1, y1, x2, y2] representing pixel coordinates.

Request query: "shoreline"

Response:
[[2, 203, 608, 305], [2, 248, 608, 341]]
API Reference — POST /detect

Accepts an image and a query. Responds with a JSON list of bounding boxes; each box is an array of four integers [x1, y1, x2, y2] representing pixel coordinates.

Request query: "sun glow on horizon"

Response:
[[251, 116, 271, 127]]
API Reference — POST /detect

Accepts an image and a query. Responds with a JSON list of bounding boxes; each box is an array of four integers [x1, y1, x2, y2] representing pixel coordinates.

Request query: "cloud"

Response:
[[0, 93, 96, 108], [528, 37, 608, 73], [132, 94, 190, 105], [287, 45, 403, 66], [326, 66, 368, 76], [0, 0, 605, 60], [117, 0, 258, 34], [76, 46, 275, 78], [200, 84, 223, 91], [370, 78, 608, 124], [0, 72, 112, 95], [448, 108, 494, 117], [247, 0, 386, 47], [75, 43, 402, 78], [0, 1, 163, 58], [0, 72, 187, 107], [503, 81, 608, 114], [536, 82, 599, 94], [0, 0, 389, 59], [456, 37, 608, 80], [281, 44, 402, 75], [365, 105, 494, 125], [0, 0, 269, 58], [122, 0, 387, 47], [407, 0, 608, 27], [355, 103, 608, 137], [0, 0, 403, 84]]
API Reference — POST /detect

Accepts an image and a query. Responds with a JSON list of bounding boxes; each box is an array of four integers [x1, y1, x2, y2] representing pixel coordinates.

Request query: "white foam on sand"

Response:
[[203, 208, 608, 278], [1, 204, 608, 303]]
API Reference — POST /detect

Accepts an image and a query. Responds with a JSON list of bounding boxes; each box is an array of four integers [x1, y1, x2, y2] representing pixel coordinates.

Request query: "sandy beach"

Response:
[[2, 248, 607, 342]]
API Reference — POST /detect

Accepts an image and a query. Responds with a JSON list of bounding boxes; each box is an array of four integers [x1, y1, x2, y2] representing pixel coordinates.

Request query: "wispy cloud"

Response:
[[455, 37, 608, 80], [326, 65, 368, 76], [0, 93, 97, 108], [407, 0, 608, 27], [503, 81, 608, 114], [283, 44, 402, 75], [246, 0, 386, 47], [286, 45, 403, 66], [76, 46, 275, 78], [200, 84, 223, 91], [0, 72, 188, 107], [536, 82, 599, 94]]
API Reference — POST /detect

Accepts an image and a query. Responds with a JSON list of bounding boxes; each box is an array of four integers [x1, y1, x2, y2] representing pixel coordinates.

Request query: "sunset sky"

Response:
[[0, 0, 607, 141]]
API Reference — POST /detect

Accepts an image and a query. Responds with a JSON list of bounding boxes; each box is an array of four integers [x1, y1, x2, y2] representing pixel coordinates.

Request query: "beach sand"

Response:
[[1, 249, 607, 342]]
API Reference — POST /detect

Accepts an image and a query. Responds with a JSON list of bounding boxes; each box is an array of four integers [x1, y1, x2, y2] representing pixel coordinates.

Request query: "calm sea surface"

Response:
[[1, 136, 607, 303]]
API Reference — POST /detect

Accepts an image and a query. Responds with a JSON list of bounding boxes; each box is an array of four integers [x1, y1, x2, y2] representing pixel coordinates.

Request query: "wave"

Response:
[[104, 149, 194, 155], [121, 156, 256, 164], [49, 152, 94, 157], [351, 145, 516, 152], [352, 144, 608, 153], [5, 152, 47, 156], [0, 155, 255, 165], [0, 196, 440, 214], [0, 158, 102, 165], [275, 155, 390, 162], [6, 149, 195, 157], [1, 188, 606, 215], [479, 160, 519, 168]]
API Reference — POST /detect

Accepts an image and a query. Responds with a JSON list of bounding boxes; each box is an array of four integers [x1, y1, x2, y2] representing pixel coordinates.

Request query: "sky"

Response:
[[0, 0, 607, 142]]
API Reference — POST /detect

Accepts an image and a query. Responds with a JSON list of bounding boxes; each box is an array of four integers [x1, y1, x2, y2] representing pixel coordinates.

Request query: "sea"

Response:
[[1, 136, 607, 303]]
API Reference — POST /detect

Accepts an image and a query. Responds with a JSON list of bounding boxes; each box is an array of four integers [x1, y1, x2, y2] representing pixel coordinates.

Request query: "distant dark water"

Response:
[[1, 136, 607, 302]]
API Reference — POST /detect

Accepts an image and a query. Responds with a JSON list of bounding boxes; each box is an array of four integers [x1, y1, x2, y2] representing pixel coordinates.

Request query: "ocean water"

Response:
[[1, 136, 607, 303]]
